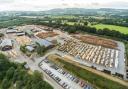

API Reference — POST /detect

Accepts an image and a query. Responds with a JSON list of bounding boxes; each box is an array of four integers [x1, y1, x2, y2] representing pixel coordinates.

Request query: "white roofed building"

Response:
[[0, 39, 13, 51]]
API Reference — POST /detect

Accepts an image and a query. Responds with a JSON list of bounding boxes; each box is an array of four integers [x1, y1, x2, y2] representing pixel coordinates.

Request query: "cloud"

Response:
[[0, 0, 15, 4], [102, 1, 128, 9], [91, 2, 100, 6], [0, 0, 128, 11]]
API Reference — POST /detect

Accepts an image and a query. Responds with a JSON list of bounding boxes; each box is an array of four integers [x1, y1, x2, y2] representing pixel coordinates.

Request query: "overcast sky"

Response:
[[0, 0, 128, 11]]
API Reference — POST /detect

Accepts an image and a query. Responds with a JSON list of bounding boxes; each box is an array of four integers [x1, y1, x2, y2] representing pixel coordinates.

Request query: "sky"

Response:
[[0, 0, 128, 11]]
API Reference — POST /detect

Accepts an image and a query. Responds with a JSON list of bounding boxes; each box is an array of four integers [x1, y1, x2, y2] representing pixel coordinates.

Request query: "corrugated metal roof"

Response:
[[26, 46, 34, 51], [35, 39, 52, 47], [6, 29, 17, 33], [16, 32, 25, 36], [0, 39, 12, 47]]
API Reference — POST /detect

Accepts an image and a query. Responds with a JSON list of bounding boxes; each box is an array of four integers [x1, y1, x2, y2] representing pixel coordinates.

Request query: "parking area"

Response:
[[39, 59, 93, 89]]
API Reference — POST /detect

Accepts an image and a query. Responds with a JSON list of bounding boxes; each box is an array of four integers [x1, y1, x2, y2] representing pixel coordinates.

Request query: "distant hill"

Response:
[[0, 8, 128, 17], [42, 8, 98, 15]]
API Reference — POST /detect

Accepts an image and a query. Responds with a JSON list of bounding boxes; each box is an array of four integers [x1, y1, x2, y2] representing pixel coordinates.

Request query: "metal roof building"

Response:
[[0, 39, 13, 51], [25, 30, 34, 37], [6, 29, 17, 33], [34, 39, 52, 47], [0, 39, 12, 47], [26, 45, 35, 52]]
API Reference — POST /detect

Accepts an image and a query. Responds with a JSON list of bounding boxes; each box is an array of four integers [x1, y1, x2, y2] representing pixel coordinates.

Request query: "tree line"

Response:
[[34, 20, 128, 41], [1, 16, 128, 41], [99, 19, 128, 27], [0, 53, 53, 89]]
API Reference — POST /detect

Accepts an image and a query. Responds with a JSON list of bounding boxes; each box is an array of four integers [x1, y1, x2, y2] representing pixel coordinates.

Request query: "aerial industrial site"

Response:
[[0, 25, 127, 89]]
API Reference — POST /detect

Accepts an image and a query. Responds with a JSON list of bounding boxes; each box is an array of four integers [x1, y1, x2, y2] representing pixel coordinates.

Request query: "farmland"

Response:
[[63, 21, 128, 34], [65, 22, 128, 34], [49, 15, 77, 19], [92, 24, 128, 34]]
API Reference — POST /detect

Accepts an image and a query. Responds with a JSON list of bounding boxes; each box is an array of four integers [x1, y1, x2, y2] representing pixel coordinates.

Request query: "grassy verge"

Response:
[[48, 55, 128, 89]]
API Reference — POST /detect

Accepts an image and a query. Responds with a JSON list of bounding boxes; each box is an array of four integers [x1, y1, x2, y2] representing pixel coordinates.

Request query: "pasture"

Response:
[[92, 24, 128, 34]]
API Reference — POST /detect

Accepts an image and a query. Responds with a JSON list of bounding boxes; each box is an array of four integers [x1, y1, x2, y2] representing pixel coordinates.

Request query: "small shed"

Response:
[[26, 45, 35, 52], [24, 64, 30, 70]]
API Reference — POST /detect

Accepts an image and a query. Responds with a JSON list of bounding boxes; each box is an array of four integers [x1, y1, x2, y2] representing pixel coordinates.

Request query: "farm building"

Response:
[[25, 30, 34, 37], [16, 32, 25, 36], [34, 39, 53, 48], [0, 39, 13, 51], [6, 29, 17, 34]]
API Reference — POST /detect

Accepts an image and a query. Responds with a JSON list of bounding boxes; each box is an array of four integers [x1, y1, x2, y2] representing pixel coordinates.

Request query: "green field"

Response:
[[92, 24, 128, 34], [65, 22, 84, 25], [66, 22, 75, 25], [65, 22, 128, 34], [50, 15, 77, 19]]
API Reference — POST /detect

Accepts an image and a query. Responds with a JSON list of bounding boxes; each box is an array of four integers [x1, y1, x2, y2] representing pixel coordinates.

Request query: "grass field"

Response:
[[65, 22, 128, 34], [66, 22, 75, 25], [65, 22, 84, 25], [92, 24, 128, 34], [48, 55, 128, 89]]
